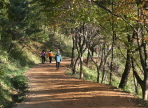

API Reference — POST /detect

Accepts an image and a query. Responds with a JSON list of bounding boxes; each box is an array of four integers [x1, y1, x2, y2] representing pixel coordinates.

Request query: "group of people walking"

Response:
[[40, 49, 62, 69]]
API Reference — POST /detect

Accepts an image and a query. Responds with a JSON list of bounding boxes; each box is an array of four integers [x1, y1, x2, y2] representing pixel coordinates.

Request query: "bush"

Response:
[[11, 76, 28, 92]]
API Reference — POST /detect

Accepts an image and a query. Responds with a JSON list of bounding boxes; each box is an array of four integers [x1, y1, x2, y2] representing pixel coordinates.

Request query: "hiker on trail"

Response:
[[55, 53, 62, 69], [90, 47, 95, 56], [57, 48, 60, 54], [48, 50, 53, 63], [41, 50, 46, 64]]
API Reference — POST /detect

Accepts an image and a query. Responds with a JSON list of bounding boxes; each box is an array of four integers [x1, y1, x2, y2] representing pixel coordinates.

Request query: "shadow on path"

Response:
[[14, 59, 146, 108]]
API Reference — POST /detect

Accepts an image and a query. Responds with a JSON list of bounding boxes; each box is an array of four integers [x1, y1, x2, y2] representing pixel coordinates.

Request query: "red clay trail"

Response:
[[14, 59, 146, 108]]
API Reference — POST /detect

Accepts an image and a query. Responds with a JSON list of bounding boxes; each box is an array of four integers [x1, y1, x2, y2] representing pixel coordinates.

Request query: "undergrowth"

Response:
[[0, 42, 41, 108]]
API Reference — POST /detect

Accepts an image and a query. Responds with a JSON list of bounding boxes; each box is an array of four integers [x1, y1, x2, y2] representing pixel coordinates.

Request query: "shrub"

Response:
[[11, 76, 28, 92]]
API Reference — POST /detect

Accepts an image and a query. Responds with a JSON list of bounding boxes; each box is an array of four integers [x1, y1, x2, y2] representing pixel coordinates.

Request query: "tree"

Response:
[[94, 0, 148, 100], [0, 0, 43, 53]]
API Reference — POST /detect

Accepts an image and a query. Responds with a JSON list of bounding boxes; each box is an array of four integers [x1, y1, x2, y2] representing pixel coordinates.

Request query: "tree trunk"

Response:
[[119, 35, 131, 88], [131, 55, 144, 97], [97, 51, 104, 83], [143, 43, 148, 100], [71, 35, 75, 68], [80, 57, 83, 79], [72, 56, 79, 74], [101, 45, 110, 84], [86, 48, 90, 66], [118, 49, 131, 88]]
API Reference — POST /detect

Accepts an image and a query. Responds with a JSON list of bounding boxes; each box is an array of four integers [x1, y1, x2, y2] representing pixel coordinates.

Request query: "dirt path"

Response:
[[14, 58, 146, 108]]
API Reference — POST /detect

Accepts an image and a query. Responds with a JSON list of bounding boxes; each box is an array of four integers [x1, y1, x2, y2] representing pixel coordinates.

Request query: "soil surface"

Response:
[[14, 58, 147, 108]]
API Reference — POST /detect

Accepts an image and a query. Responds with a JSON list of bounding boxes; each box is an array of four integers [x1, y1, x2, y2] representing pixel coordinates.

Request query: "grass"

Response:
[[0, 42, 41, 108], [83, 66, 97, 82], [0, 58, 30, 108]]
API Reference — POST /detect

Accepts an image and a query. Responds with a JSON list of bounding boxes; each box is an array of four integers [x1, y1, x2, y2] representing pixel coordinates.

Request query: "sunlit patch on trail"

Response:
[[14, 59, 145, 108]]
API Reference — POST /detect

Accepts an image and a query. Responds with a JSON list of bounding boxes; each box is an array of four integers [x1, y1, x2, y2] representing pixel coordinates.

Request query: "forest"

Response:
[[1, 0, 148, 107]]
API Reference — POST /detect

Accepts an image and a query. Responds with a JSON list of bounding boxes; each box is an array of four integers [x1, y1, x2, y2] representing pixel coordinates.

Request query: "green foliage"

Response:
[[83, 66, 97, 82], [11, 75, 28, 91], [9, 49, 34, 67], [0, 74, 13, 108], [0, 0, 43, 54], [0, 85, 13, 108], [0, 39, 41, 107]]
